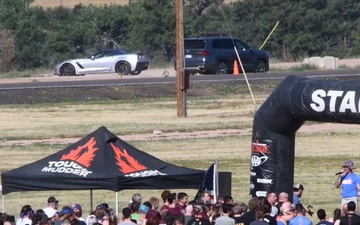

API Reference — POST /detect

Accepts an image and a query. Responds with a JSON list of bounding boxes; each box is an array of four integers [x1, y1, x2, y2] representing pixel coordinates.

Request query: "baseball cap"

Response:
[[48, 196, 59, 204], [293, 184, 304, 191], [140, 204, 150, 213], [342, 160, 356, 170], [96, 203, 109, 210]]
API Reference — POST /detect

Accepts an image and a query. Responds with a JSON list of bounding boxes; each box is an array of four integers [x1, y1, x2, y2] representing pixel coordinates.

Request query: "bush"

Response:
[[0, 29, 15, 72]]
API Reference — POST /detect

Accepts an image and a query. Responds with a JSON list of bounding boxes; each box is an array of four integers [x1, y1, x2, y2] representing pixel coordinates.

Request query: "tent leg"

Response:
[[2, 194, 5, 213], [90, 190, 93, 213], [116, 192, 119, 219]]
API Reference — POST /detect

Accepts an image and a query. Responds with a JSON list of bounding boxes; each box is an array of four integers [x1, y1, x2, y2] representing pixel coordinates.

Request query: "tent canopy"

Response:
[[1, 126, 205, 195]]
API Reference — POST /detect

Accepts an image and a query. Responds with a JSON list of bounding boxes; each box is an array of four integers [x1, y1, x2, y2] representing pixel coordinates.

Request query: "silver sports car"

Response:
[[54, 49, 149, 76]]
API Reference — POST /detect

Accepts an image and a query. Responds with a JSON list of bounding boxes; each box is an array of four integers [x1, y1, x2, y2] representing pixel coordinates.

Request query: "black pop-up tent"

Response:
[[1, 126, 205, 211]]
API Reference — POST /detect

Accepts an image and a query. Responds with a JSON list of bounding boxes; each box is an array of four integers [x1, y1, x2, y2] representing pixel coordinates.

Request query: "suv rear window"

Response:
[[184, 40, 206, 49]]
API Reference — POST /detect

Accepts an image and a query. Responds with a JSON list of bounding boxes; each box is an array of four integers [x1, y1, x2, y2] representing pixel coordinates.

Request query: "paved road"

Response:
[[0, 70, 360, 90]]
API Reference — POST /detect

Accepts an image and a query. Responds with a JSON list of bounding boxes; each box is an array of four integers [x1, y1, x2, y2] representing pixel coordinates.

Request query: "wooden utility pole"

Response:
[[176, 0, 186, 117]]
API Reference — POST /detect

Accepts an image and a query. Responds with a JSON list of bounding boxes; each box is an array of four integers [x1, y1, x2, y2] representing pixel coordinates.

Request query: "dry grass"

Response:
[[0, 97, 262, 140], [1, 93, 360, 220]]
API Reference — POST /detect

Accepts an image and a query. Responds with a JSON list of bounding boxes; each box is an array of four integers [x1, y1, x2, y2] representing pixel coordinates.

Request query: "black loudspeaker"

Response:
[[218, 171, 232, 197]]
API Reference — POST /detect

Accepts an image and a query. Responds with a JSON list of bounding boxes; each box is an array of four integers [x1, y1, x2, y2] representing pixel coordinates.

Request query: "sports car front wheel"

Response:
[[116, 61, 131, 75], [60, 63, 75, 76]]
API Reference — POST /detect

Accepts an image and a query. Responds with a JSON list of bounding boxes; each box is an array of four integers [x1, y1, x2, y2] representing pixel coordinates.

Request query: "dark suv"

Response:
[[181, 36, 269, 74]]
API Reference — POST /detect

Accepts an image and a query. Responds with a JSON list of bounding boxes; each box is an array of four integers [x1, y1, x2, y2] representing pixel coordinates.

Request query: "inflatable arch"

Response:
[[250, 75, 360, 199]]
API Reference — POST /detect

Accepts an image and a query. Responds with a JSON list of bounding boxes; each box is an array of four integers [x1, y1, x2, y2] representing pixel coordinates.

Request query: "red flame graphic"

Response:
[[111, 143, 147, 173], [252, 142, 270, 154], [60, 137, 99, 167]]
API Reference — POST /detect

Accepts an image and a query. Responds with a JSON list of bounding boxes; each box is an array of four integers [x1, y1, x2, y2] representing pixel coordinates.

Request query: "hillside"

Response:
[[33, 0, 235, 8]]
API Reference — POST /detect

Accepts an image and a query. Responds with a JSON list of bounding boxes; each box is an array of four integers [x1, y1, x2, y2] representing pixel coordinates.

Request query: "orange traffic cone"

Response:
[[233, 60, 240, 75]]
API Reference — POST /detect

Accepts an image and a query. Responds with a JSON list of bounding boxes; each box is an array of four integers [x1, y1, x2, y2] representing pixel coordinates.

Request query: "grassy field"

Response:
[[1, 85, 360, 220]]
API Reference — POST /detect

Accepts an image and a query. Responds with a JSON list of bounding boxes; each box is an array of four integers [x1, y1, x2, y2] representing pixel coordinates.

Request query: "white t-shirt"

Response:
[[16, 218, 32, 225], [43, 207, 57, 218]]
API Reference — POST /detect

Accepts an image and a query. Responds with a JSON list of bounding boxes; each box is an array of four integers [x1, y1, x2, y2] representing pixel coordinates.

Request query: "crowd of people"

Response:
[[0, 189, 349, 225], [1, 160, 360, 225]]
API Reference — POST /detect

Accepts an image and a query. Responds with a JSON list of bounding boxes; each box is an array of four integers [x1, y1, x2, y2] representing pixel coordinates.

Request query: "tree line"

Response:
[[0, 0, 359, 72]]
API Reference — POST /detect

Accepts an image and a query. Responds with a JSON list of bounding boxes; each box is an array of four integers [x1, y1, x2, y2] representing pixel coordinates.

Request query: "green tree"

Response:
[[0, 0, 34, 30], [0, 29, 16, 72], [127, 0, 176, 62], [14, 13, 47, 69]]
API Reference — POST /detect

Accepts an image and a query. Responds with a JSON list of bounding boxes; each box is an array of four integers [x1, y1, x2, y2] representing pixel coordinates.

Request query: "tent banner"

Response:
[[250, 136, 277, 198]]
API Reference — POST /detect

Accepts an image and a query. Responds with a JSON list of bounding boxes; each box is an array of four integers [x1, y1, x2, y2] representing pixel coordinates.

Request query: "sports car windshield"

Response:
[[89, 50, 128, 59]]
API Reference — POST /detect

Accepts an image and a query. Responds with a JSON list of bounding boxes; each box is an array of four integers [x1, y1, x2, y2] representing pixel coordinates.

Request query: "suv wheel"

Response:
[[216, 61, 228, 74], [255, 60, 267, 73]]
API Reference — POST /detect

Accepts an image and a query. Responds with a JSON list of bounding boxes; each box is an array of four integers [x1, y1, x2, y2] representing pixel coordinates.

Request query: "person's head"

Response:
[[266, 191, 277, 205], [317, 209, 326, 220], [122, 208, 132, 219], [261, 199, 272, 215], [130, 202, 140, 213], [333, 208, 341, 221], [174, 216, 185, 225], [149, 196, 160, 210], [293, 184, 304, 197], [232, 204, 245, 216], [167, 193, 177, 205], [70, 219, 79, 225], [217, 196, 224, 204], [39, 215, 52, 225], [193, 205, 203, 217], [342, 160, 356, 174], [162, 211, 176, 225], [295, 204, 306, 215], [248, 197, 261, 211], [342, 203, 348, 216], [107, 208, 117, 225], [140, 203, 150, 215], [145, 217, 160, 225], [132, 193, 142, 204], [161, 190, 171, 203], [278, 192, 289, 203], [222, 204, 232, 215], [47, 196, 59, 210], [94, 209, 105, 220], [177, 192, 188, 206], [348, 201, 356, 212], [223, 196, 234, 205], [199, 191, 211, 204], [72, 204, 82, 218], [20, 205, 33, 218], [96, 203, 109, 211], [238, 202, 248, 215]]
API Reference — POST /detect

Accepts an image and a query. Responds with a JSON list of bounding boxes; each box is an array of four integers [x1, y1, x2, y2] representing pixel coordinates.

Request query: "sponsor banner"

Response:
[[256, 191, 267, 197], [124, 170, 167, 177], [41, 136, 168, 178], [309, 89, 360, 113], [250, 136, 277, 198], [42, 161, 92, 177]]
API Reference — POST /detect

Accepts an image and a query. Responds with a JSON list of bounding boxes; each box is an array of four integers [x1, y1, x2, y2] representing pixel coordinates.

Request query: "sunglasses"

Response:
[[343, 166, 349, 168]]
